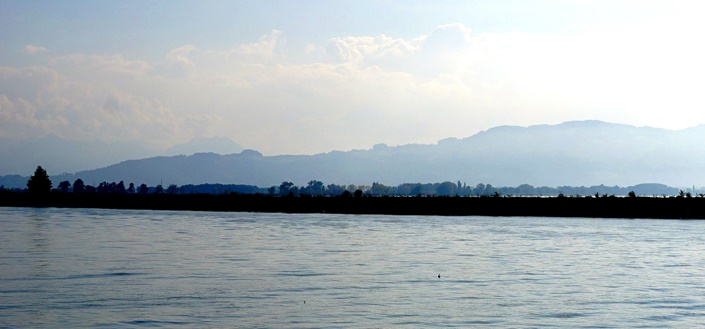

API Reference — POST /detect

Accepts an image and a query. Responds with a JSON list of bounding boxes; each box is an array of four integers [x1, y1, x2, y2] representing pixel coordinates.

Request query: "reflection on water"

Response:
[[1, 207, 705, 328], [29, 214, 50, 277]]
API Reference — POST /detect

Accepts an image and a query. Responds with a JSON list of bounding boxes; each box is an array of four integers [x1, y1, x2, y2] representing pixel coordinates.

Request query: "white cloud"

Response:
[[164, 44, 199, 78], [22, 45, 48, 55], [0, 65, 218, 148], [418, 23, 472, 50], [331, 34, 417, 63], [166, 44, 198, 66], [238, 29, 283, 57], [4, 22, 705, 155], [50, 54, 152, 77]]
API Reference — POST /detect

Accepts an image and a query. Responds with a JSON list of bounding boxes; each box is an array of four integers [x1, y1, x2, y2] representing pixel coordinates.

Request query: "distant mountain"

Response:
[[163, 137, 244, 156], [0, 135, 245, 177], [4, 121, 705, 189], [0, 134, 156, 176]]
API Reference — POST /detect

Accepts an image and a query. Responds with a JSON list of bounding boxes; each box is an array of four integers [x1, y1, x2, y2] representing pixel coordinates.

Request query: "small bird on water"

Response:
[[438, 274, 441, 279]]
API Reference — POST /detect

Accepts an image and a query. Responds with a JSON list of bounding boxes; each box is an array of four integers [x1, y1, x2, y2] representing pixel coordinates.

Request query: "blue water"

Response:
[[2, 207, 705, 328]]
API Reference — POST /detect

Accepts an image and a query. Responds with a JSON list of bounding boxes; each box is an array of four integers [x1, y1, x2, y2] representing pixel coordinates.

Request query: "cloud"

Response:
[[418, 23, 472, 50], [166, 44, 198, 66], [50, 54, 152, 77], [22, 45, 48, 55], [0, 65, 219, 148], [4, 23, 705, 156], [331, 34, 417, 63], [200, 30, 285, 63], [238, 29, 283, 58], [164, 44, 199, 78]]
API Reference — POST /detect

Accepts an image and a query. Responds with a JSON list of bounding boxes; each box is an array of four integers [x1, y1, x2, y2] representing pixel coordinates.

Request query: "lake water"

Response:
[[2, 207, 705, 328]]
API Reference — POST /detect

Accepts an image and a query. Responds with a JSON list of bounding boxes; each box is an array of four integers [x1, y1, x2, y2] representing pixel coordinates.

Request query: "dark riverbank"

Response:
[[2, 192, 705, 219]]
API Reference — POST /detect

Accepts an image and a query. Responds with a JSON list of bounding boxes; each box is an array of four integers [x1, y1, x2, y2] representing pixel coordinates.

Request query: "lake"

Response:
[[2, 207, 705, 328]]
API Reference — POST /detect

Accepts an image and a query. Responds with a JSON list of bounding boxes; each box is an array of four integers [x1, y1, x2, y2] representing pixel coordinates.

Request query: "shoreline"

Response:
[[2, 193, 704, 219]]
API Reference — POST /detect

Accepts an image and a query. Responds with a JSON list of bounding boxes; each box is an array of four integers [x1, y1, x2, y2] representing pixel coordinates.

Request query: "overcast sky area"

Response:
[[2, 0, 704, 155]]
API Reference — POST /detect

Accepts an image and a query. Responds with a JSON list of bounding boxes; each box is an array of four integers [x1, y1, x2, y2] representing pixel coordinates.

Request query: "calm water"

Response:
[[2, 207, 705, 328]]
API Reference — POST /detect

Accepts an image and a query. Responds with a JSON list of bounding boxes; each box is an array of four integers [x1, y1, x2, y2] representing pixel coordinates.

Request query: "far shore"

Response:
[[2, 193, 705, 219]]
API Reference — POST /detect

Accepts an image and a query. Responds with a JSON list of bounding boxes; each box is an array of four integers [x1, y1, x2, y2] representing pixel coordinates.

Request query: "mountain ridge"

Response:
[[3, 120, 705, 189]]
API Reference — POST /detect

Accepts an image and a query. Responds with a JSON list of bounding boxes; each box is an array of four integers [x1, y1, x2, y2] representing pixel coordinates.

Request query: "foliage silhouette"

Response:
[[58, 180, 71, 193], [27, 166, 52, 194], [73, 179, 85, 193]]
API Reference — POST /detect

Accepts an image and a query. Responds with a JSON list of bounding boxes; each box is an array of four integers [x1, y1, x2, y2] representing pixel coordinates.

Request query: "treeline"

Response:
[[362, 182, 683, 197], [6, 166, 705, 218], [5, 190, 705, 219], [1, 166, 688, 198]]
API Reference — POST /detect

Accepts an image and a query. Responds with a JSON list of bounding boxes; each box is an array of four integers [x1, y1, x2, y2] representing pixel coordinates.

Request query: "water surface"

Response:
[[2, 207, 705, 327]]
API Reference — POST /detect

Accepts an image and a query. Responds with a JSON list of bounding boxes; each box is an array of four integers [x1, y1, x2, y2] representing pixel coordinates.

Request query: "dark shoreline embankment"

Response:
[[2, 193, 705, 219]]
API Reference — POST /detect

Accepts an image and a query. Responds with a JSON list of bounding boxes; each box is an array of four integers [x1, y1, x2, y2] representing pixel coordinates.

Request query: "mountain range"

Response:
[[0, 135, 243, 177], [2, 121, 705, 189]]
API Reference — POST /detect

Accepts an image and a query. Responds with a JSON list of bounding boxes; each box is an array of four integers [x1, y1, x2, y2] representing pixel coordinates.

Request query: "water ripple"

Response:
[[2, 208, 705, 328]]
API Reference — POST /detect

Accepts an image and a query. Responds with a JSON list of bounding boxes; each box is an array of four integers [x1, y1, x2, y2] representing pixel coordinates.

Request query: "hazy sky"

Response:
[[2, 0, 704, 155]]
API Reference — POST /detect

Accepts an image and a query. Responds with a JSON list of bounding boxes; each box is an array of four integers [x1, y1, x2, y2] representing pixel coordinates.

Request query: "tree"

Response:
[[370, 182, 392, 196], [437, 181, 457, 196], [27, 166, 52, 194], [97, 182, 112, 194], [166, 184, 178, 194], [138, 184, 149, 194], [279, 181, 294, 196], [115, 181, 127, 194], [305, 180, 324, 196], [58, 181, 71, 193], [154, 184, 164, 194], [127, 183, 135, 194], [73, 179, 85, 193], [326, 184, 345, 196]]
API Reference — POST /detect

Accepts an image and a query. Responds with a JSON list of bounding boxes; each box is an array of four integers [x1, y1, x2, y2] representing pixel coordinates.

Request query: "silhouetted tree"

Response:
[[370, 182, 395, 196], [437, 181, 457, 196], [138, 184, 149, 194], [27, 166, 52, 194], [516, 184, 535, 196], [304, 180, 324, 196], [166, 184, 178, 194], [58, 180, 71, 193], [154, 184, 164, 194], [326, 184, 345, 196], [127, 183, 135, 194], [628, 191, 637, 198], [354, 189, 363, 198], [475, 183, 486, 196], [97, 182, 111, 194], [115, 181, 127, 194], [73, 179, 85, 193], [267, 186, 276, 196], [290, 186, 300, 197], [279, 181, 294, 196]]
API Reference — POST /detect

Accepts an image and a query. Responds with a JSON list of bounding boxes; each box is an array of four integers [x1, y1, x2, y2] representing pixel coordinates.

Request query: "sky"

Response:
[[2, 0, 705, 155]]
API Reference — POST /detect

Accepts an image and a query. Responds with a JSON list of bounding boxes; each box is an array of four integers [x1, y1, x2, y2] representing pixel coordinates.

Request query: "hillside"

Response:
[[4, 121, 705, 189]]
